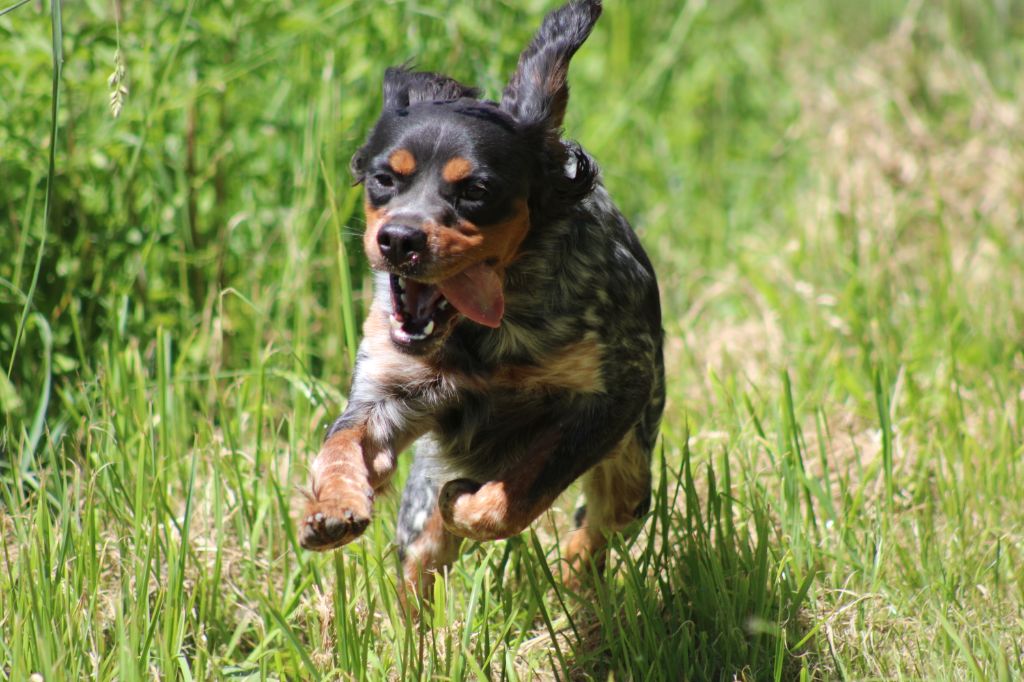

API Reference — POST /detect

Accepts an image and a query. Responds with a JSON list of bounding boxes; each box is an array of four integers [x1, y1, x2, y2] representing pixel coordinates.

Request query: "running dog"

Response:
[[299, 0, 664, 597]]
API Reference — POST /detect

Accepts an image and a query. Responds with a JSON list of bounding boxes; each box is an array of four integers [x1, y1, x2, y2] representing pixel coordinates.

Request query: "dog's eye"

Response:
[[460, 180, 488, 202], [372, 173, 396, 190]]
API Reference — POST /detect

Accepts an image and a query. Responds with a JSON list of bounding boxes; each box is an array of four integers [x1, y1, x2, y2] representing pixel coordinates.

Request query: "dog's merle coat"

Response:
[[299, 0, 664, 596]]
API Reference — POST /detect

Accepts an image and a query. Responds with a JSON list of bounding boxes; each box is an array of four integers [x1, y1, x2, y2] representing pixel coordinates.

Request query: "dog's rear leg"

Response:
[[397, 445, 462, 611], [560, 429, 652, 587]]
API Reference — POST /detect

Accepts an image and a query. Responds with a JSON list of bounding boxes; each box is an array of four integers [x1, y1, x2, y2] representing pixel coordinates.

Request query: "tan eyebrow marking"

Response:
[[388, 148, 417, 175], [442, 157, 474, 183]]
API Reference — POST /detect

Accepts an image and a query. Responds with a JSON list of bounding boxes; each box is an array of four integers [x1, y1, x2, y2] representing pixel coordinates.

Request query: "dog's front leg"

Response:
[[299, 398, 422, 551], [438, 477, 548, 542], [437, 395, 647, 542]]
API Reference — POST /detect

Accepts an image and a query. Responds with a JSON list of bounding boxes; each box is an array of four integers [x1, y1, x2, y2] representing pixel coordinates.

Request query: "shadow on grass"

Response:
[[555, 440, 820, 681]]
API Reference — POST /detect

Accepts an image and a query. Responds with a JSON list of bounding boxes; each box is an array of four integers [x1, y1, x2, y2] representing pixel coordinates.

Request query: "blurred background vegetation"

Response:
[[2, 0, 1023, 679], [3, 0, 1020, 440]]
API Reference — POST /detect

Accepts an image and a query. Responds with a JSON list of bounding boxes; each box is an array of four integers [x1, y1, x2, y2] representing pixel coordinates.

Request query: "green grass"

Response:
[[2, 0, 1023, 679]]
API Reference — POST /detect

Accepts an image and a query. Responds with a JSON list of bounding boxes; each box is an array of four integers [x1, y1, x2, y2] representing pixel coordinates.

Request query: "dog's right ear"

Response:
[[349, 147, 366, 186], [382, 66, 480, 109], [500, 0, 602, 134]]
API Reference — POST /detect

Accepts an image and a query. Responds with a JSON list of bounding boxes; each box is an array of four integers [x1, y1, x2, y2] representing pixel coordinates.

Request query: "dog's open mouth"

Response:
[[388, 275, 456, 345], [388, 263, 506, 347]]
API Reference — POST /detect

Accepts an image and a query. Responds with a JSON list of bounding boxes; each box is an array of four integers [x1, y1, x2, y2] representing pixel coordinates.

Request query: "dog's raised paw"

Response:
[[299, 498, 371, 551], [439, 479, 525, 542]]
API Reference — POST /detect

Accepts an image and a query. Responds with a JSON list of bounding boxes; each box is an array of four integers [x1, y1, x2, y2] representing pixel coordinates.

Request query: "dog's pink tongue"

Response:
[[437, 263, 504, 328]]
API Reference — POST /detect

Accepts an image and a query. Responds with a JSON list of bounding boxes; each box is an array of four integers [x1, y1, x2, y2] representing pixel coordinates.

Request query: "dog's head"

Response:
[[351, 0, 602, 353]]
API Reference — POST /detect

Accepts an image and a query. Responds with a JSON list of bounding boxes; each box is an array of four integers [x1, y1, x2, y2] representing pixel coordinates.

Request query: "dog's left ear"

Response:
[[500, 0, 602, 134]]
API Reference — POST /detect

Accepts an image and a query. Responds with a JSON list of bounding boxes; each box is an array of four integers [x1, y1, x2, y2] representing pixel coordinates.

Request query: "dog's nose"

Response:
[[377, 224, 428, 266]]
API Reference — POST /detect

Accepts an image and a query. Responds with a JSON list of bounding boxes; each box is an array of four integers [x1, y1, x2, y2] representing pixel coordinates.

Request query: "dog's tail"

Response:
[[500, 0, 602, 132]]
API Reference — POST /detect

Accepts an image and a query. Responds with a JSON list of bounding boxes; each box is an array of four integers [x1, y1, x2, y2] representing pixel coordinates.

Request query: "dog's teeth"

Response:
[[399, 277, 406, 289], [423, 320, 434, 336], [438, 299, 449, 310], [389, 316, 402, 331], [400, 293, 407, 306]]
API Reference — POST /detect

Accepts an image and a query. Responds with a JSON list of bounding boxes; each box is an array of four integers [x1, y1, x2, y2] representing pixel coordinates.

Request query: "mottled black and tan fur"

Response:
[[298, 0, 665, 598]]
